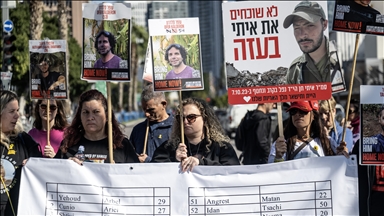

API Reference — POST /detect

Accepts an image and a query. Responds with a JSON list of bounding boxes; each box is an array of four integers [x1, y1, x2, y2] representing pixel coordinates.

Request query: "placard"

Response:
[[148, 18, 204, 91], [82, 2, 131, 81], [29, 40, 68, 99]]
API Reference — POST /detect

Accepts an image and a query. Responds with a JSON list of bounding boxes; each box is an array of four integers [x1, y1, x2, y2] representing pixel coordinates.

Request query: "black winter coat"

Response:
[[151, 138, 240, 165]]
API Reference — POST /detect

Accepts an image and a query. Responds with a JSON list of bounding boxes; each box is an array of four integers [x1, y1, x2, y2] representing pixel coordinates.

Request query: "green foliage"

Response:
[[0, 3, 31, 96], [211, 93, 228, 108], [68, 37, 91, 101], [362, 104, 383, 117]]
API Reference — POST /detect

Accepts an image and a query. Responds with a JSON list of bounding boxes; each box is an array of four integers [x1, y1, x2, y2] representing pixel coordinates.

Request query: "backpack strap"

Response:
[[289, 138, 313, 160]]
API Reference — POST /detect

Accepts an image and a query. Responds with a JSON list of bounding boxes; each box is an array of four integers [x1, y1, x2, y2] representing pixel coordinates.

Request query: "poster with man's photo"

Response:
[[82, 2, 131, 81], [360, 85, 384, 165], [333, 0, 384, 35], [148, 18, 204, 92], [222, 1, 345, 105], [29, 40, 68, 99]]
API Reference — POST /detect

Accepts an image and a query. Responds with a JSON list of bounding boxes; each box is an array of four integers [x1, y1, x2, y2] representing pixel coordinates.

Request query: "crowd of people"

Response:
[[0, 84, 382, 215]]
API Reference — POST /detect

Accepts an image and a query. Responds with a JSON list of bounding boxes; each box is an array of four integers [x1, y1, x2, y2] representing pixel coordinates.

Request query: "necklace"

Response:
[[297, 134, 309, 140], [188, 141, 202, 157]]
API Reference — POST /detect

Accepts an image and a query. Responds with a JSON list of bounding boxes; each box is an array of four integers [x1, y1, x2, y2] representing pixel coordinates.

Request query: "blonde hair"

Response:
[[319, 96, 336, 112], [1, 90, 22, 149]]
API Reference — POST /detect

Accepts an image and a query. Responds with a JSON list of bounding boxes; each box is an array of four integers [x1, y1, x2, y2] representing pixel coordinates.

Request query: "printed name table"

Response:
[[189, 181, 332, 215], [45, 183, 170, 216]]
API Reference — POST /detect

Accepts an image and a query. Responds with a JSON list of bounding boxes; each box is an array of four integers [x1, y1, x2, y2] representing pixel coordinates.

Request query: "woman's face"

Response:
[[39, 100, 58, 123], [290, 108, 312, 129], [348, 106, 358, 121], [1, 99, 20, 134], [182, 104, 204, 138], [80, 99, 107, 137]]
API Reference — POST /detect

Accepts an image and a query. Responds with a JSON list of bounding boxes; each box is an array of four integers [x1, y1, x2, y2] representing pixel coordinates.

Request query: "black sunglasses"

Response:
[[96, 31, 111, 37], [177, 114, 202, 123], [40, 104, 57, 111], [289, 108, 309, 116]]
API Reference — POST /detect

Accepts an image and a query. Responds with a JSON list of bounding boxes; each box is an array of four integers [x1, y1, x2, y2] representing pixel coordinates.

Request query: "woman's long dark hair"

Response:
[[284, 110, 334, 159], [33, 100, 68, 130], [60, 89, 124, 153]]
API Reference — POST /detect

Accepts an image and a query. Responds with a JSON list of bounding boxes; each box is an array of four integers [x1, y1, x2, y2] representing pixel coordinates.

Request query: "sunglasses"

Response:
[[289, 109, 309, 116], [40, 104, 57, 111], [97, 31, 111, 37], [177, 114, 202, 123]]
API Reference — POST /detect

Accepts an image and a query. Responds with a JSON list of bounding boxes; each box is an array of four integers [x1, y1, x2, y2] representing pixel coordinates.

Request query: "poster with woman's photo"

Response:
[[82, 2, 131, 81], [333, 0, 384, 35], [29, 40, 68, 99], [360, 85, 384, 165], [148, 18, 204, 91]]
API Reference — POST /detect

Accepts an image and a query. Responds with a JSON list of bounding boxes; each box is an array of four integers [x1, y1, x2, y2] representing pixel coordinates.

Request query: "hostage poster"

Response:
[[360, 85, 384, 165], [332, 0, 384, 35], [29, 40, 68, 99], [82, 2, 131, 81], [222, 1, 345, 105], [148, 18, 204, 92]]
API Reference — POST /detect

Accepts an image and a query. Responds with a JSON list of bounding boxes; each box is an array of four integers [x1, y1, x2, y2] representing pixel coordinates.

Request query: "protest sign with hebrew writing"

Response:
[[148, 18, 203, 92], [29, 40, 68, 99], [222, 1, 345, 105], [82, 2, 131, 81], [19, 156, 358, 215]]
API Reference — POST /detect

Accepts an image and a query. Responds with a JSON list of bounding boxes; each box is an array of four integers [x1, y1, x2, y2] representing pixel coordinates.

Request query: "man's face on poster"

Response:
[[167, 47, 183, 68], [39, 61, 49, 73], [97, 35, 112, 56], [293, 17, 326, 54]]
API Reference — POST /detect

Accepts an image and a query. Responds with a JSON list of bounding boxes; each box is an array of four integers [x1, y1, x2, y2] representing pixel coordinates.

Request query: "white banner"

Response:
[[19, 156, 358, 215]]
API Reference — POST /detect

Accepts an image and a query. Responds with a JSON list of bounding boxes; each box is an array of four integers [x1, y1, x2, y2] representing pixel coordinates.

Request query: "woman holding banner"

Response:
[[0, 90, 42, 216], [55, 89, 139, 164], [269, 100, 343, 163], [151, 97, 240, 172], [28, 99, 68, 158]]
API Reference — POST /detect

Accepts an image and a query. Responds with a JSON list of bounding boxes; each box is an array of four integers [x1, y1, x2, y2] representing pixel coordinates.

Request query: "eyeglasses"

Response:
[[177, 114, 202, 123], [96, 31, 111, 38], [40, 104, 57, 111], [289, 109, 309, 116]]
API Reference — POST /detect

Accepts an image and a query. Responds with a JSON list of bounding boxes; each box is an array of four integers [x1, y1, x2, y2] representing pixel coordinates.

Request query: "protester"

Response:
[[151, 97, 240, 172], [29, 99, 68, 158], [55, 89, 139, 164], [130, 84, 173, 162], [236, 103, 274, 165], [347, 98, 360, 145], [94, 31, 122, 68], [268, 100, 337, 162], [164, 44, 198, 79], [284, 1, 333, 84], [319, 97, 354, 153], [0, 90, 42, 216]]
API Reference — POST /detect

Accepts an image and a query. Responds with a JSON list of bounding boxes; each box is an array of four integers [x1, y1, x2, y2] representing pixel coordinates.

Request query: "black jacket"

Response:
[[151, 138, 240, 165], [242, 110, 271, 165], [55, 137, 139, 163], [1, 132, 42, 216]]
